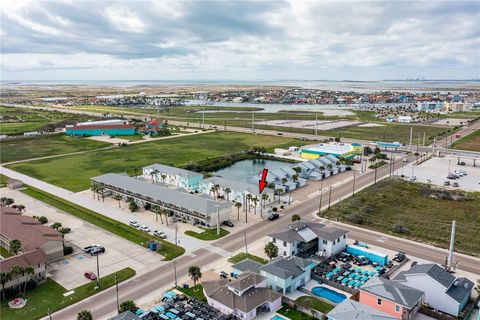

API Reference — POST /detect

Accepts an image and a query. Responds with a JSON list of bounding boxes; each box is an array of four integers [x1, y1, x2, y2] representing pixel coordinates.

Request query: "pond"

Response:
[[212, 159, 289, 181]]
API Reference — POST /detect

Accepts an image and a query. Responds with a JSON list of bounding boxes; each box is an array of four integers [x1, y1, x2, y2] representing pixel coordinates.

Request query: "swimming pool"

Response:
[[312, 286, 347, 304], [271, 316, 286, 320]]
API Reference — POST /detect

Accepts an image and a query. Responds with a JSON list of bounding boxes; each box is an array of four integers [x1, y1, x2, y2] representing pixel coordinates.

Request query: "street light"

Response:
[[352, 171, 356, 197], [448, 159, 452, 175], [244, 231, 248, 254], [318, 180, 323, 212]]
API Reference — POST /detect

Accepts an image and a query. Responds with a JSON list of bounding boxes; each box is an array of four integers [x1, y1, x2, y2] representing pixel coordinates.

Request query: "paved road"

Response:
[[42, 154, 480, 320]]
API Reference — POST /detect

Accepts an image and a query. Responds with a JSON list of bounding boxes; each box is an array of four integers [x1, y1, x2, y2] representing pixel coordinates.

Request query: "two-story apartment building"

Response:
[[203, 271, 282, 320], [0, 249, 47, 291], [359, 277, 424, 320], [143, 163, 204, 191], [327, 299, 397, 320], [259, 256, 315, 295], [268, 222, 348, 258], [393, 264, 473, 317]]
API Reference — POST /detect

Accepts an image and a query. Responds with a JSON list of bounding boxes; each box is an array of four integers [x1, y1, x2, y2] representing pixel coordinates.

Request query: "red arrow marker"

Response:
[[259, 169, 268, 194]]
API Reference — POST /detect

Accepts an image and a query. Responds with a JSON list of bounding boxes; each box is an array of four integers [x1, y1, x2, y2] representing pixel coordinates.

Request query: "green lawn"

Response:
[[0, 135, 111, 163], [112, 134, 146, 142], [7, 132, 307, 192], [185, 228, 229, 240], [296, 296, 335, 313], [228, 252, 268, 264], [0, 267, 135, 320], [320, 178, 480, 256], [21, 186, 185, 260], [0, 246, 12, 258], [0, 174, 8, 187], [177, 284, 206, 302], [277, 304, 317, 320], [451, 129, 480, 152], [0, 121, 52, 135]]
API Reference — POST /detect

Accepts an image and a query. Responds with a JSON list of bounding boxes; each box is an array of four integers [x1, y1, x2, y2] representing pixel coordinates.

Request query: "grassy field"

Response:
[[0, 246, 12, 258], [0, 135, 111, 163], [278, 304, 317, 320], [296, 296, 334, 313], [185, 228, 229, 240], [8, 132, 307, 192], [177, 284, 206, 302], [112, 134, 146, 142], [0, 268, 135, 320], [0, 174, 8, 187], [228, 252, 268, 264], [451, 129, 480, 152], [320, 178, 480, 256], [21, 186, 185, 260]]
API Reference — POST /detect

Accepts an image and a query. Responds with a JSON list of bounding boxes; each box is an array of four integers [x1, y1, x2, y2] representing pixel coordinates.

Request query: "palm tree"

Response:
[[224, 188, 231, 201], [113, 194, 122, 208], [292, 167, 302, 174], [246, 194, 252, 213], [16, 205, 25, 213], [9, 239, 22, 255], [261, 194, 269, 209], [119, 300, 138, 313], [0, 197, 7, 204], [23, 266, 34, 293], [281, 178, 288, 185], [0, 272, 12, 300], [214, 184, 220, 199], [77, 310, 93, 320], [90, 184, 98, 199], [327, 164, 333, 170], [292, 174, 299, 184], [319, 166, 325, 172], [292, 214, 301, 222], [4, 198, 14, 206], [10, 265, 24, 294], [264, 241, 279, 260], [252, 197, 259, 215], [235, 202, 242, 221], [161, 174, 167, 184], [210, 186, 217, 200], [275, 189, 284, 204], [188, 265, 202, 289]]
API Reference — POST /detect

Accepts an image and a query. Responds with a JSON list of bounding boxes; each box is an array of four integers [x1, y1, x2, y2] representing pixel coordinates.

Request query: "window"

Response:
[[323, 240, 327, 245], [333, 240, 336, 244], [343, 235, 346, 239], [377, 298, 382, 305], [272, 238, 276, 243], [395, 305, 400, 313], [283, 251, 286, 256], [283, 241, 287, 247]]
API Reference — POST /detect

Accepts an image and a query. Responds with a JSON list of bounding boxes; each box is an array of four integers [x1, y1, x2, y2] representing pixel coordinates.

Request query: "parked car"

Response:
[[222, 220, 235, 227], [268, 213, 279, 221], [153, 230, 167, 239], [220, 271, 228, 279], [393, 252, 406, 262], [459, 161, 466, 166], [443, 181, 450, 186], [140, 225, 151, 232], [129, 220, 140, 228], [83, 244, 101, 253], [452, 182, 459, 187], [338, 252, 352, 262], [84, 271, 97, 280], [90, 246, 106, 256], [447, 174, 457, 180]]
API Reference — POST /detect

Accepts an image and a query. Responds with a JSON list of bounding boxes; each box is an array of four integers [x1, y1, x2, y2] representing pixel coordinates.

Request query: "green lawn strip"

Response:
[[184, 228, 229, 240], [296, 296, 335, 313], [21, 186, 185, 260], [111, 134, 146, 142], [451, 129, 480, 152], [0, 174, 8, 187], [320, 177, 480, 256], [228, 252, 268, 264], [0, 246, 13, 258], [0, 121, 51, 135], [277, 304, 317, 320], [176, 284, 206, 302], [7, 131, 307, 192], [0, 135, 111, 163], [0, 267, 135, 320]]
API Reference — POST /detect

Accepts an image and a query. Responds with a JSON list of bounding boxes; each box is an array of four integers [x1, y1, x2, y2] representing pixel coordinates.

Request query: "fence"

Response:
[[311, 273, 358, 294], [383, 258, 409, 279], [281, 296, 325, 320], [419, 306, 457, 320]]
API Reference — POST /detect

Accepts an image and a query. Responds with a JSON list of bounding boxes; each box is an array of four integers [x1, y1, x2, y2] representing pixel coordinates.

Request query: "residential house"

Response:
[[203, 271, 282, 320], [393, 263, 473, 317], [268, 221, 348, 258], [109, 311, 141, 320], [0, 249, 47, 291], [359, 277, 424, 320], [143, 117, 167, 136], [259, 256, 315, 295], [142, 163, 204, 191], [231, 259, 263, 275], [327, 299, 397, 320]]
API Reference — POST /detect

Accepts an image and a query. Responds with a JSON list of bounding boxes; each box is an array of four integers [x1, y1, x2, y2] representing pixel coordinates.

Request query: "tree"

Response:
[[475, 279, 480, 295], [292, 174, 299, 183], [374, 146, 381, 155], [281, 178, 288, 185], [0, 272, 12, 300], [235, 202, 242, 221], [188, 265, 202, 289], [77, 310, 93, 320], [292, 214, 301, 222], [363, 146, 373, 156], [210, 186, 217, 200], [292, 167, 302, 174], [37, 216, 48, 225], [252, 197, 259, 215], [275, 189, 284, 204], [23, 266, 34, 293], [246, 194, 252, 213], [9, 239, 22, 255], [4, 198, 14, 206], [0, 197, 6, 204], [264, 242, 279, 260], [16, 205, 25, 213], [129, 201, 138, 212], [90, 184, 98, 199], [10, 265, 24, 294], [112, 194, 122, 208], [51, 222, 62, 230], [261, 193, 269, 209], [161, 174, 167, 184], [224, 188, 231, 201], [119, 300, 138, 313]]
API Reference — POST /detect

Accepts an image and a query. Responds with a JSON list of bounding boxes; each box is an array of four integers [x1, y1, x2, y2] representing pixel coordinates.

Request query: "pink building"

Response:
[[359, 277, 424, 320]]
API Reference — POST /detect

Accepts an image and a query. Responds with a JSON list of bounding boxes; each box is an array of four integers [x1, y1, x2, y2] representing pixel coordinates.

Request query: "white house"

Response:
[[393, 264, 473, 317], [397, 116, 413, 123], [142, 164, 204, 191], [203, 272, 282, 320], [259, 256, 316, 295], [268, 221, 348, 259]]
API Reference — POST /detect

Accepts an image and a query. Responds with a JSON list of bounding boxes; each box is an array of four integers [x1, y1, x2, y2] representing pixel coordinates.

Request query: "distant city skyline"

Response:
[[1, 0, 479, 81]]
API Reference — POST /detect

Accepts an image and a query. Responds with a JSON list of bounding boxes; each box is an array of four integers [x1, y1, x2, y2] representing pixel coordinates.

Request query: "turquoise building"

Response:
[[66, 124, 137, 136]]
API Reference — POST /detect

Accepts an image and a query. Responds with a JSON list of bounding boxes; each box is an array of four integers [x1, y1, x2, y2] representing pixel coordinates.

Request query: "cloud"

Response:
[[0, 0, 478, 80]]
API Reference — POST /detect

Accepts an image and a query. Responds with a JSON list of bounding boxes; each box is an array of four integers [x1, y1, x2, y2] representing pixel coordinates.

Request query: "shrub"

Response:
[[392, 223, 410, 234], [144, 203, 151, 210], [36, 216, 48, 225], [59, 227, 71, 234], [280, 205, 285, 209], [64, 246, 74, 255], [129, 201, 138, 212], [347, 214, 364, 225], [272, 207, 278, 212], [25, 280, 37, 291]]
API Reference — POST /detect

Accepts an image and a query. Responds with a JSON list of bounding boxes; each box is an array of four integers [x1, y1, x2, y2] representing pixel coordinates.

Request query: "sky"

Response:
[[1, 0, 479, 81]]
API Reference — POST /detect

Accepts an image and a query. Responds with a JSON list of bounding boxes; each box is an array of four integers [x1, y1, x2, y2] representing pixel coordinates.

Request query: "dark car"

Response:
[[84, 271, 97, 280], [222, 220, 235, 227], [90, 246, 105, 256], [268, 213, 279, 221], [393, 253, 406, 262], [220, 271, 228, 279], [459, 161, 466, 166]]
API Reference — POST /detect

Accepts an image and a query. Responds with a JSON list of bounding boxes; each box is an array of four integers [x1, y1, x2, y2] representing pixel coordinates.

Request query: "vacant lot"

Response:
[[321, 178, 480, 256], [451, 129, 480, 152], [7, 132, 306, 191], [0, 135, 111, 163]]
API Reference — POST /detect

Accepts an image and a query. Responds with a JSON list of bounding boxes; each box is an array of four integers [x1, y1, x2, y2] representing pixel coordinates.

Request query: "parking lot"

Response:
[[1, 188, 163, 290], [403, 156, 480, 191]]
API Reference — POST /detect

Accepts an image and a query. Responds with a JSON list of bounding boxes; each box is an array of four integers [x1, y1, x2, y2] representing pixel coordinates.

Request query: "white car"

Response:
[[153, 230, 167, 239], [140, 225, 150, 232], [129, 220, 140, 228]]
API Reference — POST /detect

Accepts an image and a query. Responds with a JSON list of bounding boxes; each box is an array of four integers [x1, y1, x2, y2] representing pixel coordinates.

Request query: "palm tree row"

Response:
[[0, 264, 35, 299]]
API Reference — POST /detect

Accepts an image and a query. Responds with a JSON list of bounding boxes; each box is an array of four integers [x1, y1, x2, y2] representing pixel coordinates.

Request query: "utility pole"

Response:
[[409, 126, 413, 151], [115, 272, 119, 313], [96, 252, 100, 289], [352, 171, 356, 197], [252, 110, 255, 133], [422, 132, 426, 146], [374, 167, 378, 184], [315, 113, 318, 137], [173, 260, 178, 288], [202, 108, 205, 128], [327, 186, 332, 210], [175, 222, 178, 246], [244, 231, 248, 254], [216, 205, 220, 236], [360, 145, 365, 173], [318, 180, 323, 212], [447, 220, 456, 269]]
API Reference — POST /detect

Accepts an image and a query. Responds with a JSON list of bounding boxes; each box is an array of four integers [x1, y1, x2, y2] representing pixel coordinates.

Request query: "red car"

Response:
[[84, 272, 97, 280]]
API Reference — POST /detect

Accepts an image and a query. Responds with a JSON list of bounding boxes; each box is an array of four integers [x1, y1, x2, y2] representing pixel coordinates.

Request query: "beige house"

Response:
[[0, 249, 47, 290]]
